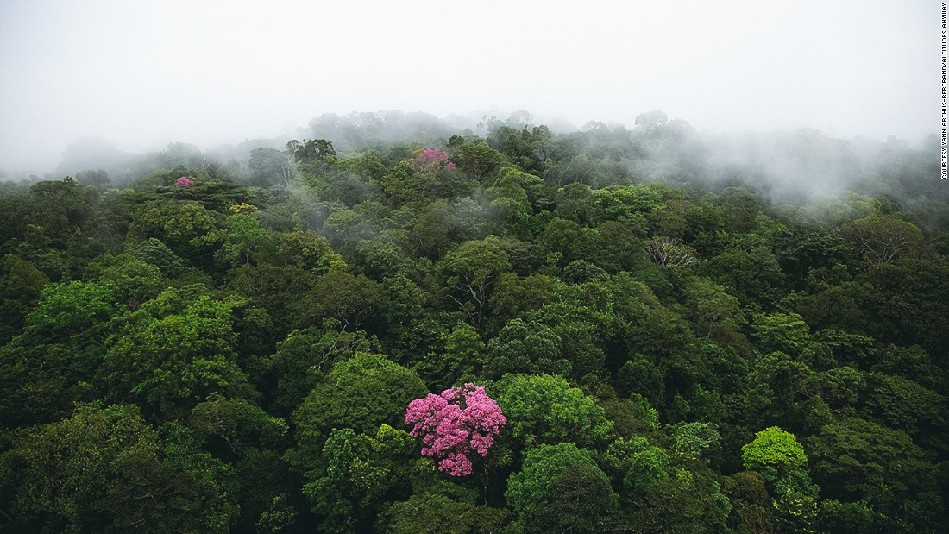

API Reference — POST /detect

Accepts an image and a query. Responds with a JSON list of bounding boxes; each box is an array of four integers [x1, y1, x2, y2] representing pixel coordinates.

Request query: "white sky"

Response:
[[0, 0, 939, 172]]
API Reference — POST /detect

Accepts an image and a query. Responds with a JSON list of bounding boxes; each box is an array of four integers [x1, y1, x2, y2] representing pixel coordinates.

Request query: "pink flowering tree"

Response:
[[405, 383, 506, 476], [174, 176, 194, 187], [414, 148, 457, 172]]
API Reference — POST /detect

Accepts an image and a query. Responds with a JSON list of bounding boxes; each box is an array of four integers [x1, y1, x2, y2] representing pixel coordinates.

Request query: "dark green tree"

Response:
[[506, 443, 618, 532], [0, 403, 238, 532]]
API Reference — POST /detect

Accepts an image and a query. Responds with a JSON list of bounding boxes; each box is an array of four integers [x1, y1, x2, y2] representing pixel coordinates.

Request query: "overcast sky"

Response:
[[0, 0, 939, 173]]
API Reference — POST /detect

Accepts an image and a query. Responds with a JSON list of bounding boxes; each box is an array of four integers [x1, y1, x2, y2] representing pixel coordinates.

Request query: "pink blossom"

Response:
[[414, 148, 455, 172], [405, 383, 506, 476], [174, 176, 194, 187]]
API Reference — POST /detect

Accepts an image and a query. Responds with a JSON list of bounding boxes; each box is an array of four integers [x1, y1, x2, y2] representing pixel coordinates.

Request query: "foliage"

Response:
[[483, 318, 567, 378], [437, 236, 511, 327], [97, 288, 252, 414], [806, 417, 940, 508], [0, 280, 122, 425], [292, 352, 426, 455], [506, 443, 617, 532], [381, 488, 509, 534], [289, 138, 337, 164], [0, 117, 945, 532], [0, 255, 48, 342], [266, 325, 380, 416], [302, 424, 417, 532], [0, 403, 237, 532], [494, 374, 614, 448], [838, 215, 925, 266], [742, 426, 808, 480]]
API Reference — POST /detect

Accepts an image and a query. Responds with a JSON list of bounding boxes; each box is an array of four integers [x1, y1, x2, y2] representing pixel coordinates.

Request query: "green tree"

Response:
[[553, 184, 598, 226], [0, 281, 122, 426], [773, 223, 850, 286], [483, 318, 568, 379], [806, 417, 942, 530], [412, 323, 485, 391], [248, 146, 294, 186], [862, 372, 946, 439], [680, 276, 744, 346], [294, 268, 384, 330], [722, 471, 775, 533], [742, 427, 818, 531], [494, 374, 613, 448], [838, 215, 925, 266], [291, 352, 427, 474], [604, 433, 731, 534], [488, 123, 554, 175], [187, 395, 288, 459], [381, 486, 510, 534], [302, 425, 418, 533], [129, 199, 222, 266], [98, 288, 252, 415], [861, 258, 949, 357], [453, 140, 506, 181], [603, 437, 670, 494], [742, 426, 808, 480], [699, 246, 786, 307], [86, 253, 163, 305], [486, 167, 542, 238], [750, 312, 817, 358], [593, 184, 664, 227], [437, 237, 511, 328], [718, 186, 761, 233], [506, 443, 617, 532], [617, 355, 664, 406], [487, 273, 563, 330], [0, 403, 237, 532], [25, 178, 101, 242], [232, 263, 316, 336], [290, 138, 337, 164], [0, 255, 48, 342], [207, 213, 271, 270], [266, 325, 380, 416], [127, 237, 188, 277]]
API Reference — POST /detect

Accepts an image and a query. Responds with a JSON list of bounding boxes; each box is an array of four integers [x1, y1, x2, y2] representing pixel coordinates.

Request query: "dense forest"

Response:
[[0, 111, 946, 533]]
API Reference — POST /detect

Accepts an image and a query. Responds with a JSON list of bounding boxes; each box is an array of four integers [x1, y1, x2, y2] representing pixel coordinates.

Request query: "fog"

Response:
[[0, 0, 938, 175]]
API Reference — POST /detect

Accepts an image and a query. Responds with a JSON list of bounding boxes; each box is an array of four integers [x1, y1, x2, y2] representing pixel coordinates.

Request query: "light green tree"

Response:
[[495, 374, 613, 448]]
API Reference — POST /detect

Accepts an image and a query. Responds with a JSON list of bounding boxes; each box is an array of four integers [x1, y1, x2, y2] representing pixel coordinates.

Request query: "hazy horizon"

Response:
[[0, 0, 939, 174]]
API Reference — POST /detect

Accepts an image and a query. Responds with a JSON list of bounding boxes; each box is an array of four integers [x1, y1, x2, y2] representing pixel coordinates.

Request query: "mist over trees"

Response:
[[30, 110, 941, 226], [0, 110, 945, 533]]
